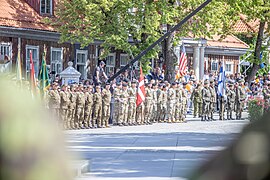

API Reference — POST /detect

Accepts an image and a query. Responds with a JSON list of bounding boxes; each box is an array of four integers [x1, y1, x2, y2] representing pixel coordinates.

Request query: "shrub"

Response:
[[248, 96, 265, 121]]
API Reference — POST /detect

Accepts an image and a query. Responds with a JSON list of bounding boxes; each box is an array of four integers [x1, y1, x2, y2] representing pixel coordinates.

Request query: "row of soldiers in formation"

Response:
[[192, 79, 247, 121], [47, 78, 249, 130], [47, 80, 191, 129]]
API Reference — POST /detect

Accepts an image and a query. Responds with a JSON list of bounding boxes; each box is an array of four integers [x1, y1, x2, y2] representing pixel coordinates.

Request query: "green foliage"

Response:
[[50, 0, 234, 73], [248, 97, 265, 122]]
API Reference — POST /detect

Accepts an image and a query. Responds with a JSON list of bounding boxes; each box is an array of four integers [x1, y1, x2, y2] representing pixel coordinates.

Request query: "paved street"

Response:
[[65, 113, 249, 180]]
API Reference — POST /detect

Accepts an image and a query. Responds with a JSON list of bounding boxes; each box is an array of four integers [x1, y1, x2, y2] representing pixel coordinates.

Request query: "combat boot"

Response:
[[201, 116, 204, 121], [227, 115, 230, 120], [230, 115, 234, 120]]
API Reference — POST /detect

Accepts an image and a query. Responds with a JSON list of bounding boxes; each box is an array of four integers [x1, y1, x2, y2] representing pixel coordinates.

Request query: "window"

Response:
[[51, 47, 63, 75], [105, 53, 115, 74], [0, 42, 12, 61], [225, 63, 233, 74], [76, 50, 88, 79], [40, 0, 52, 14], [26, 45, 39, 79], [120, 54, 129, 68], [211, 61, 218, 71]]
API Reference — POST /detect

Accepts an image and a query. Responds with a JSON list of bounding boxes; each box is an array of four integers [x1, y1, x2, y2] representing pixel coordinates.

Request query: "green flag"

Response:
[[39, 51, 50, 98]]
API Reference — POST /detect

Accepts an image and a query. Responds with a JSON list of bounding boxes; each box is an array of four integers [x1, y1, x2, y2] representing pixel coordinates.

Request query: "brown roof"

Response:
[[233, 14, 260, 33], [0, 0, 55, 32], [207, 35, 249, 49]]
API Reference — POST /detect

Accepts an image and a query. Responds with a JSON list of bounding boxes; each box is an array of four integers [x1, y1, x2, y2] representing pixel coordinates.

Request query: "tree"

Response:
[[51, 0, 234, 80], [226, 0, 270, 83]]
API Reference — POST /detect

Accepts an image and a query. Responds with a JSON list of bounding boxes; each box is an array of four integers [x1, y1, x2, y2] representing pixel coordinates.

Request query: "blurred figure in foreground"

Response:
[[0, 78, 72, 180]]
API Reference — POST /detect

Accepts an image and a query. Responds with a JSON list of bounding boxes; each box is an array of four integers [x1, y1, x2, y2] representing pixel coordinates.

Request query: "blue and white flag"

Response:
[[218, 61, 226, 97]]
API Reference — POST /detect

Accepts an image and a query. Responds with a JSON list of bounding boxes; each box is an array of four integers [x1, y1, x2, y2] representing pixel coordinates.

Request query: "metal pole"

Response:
[[107, 0, 212, 82]]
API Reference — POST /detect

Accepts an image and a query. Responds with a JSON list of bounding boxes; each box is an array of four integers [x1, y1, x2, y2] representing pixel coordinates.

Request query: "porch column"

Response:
[[193, 46, 200, 80], [199, 46, 205, 80]]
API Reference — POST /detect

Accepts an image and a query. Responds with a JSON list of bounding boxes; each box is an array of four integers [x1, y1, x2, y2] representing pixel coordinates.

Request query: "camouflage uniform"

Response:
[[128, 85, 137, 125], [202, 81, 211, 121], [68, 87, 77, 129], [191, 84, 202, 118], [93, 86, 102, 128], [48, 87, 61, 120], [113, 85, 121, 125], [235, 81, 246, 119], [59, 86, 70, 129], [144, 86, 153, 124], [209, 81, 217, 120], [174, 85, 182, 122], [119, 85, 129, 125], [181, 86, 188, 121], [102, 85, 111, 127], [167, 83, 176, 123], [76, 89, 85, 128], [151, 86, 158, 122], [84, 87, 93, 128], [226, 84, 236, 120]]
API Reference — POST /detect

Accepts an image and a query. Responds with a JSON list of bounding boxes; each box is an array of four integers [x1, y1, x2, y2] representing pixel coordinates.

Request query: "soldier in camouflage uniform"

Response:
[[68, 84, 77, 129], [235, 80, 246, 119], [144, 83, 153, 124], [219, 94, 226, 120], [159, 85, 168, 122], [201, 80, 211, 121], [119, 83, 129, 126], [156, 84, 163, 122], [167, 83, 176, 123], [128, 81, 137, 125], [191, 83, 202, 118], [76, 84, 85, 128], [102, 83, 111, 128], [84, 85, 93, 128], [226, 83, 236, 120], [59, 84, 70, 129], [48, 82, 61, 121], [151, 83, 158, 123], [93, 85, 103, 128], [181, 83, 188, 122], [209, 79, 217, 120], [113, 82, 122, 125], [174, 83, 182, 122]]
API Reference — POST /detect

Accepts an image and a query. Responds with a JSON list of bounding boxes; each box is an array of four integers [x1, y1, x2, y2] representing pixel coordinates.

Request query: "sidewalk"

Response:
[[65, 112, 249, 180]]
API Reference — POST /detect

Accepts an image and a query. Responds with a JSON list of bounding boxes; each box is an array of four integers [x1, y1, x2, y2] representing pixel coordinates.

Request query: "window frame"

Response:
[[105, 53, 116, 75], [26, 45, 39, 79], [76, 49, 88, 80], [211, 60, 218, 71], [225, 62, 234, 74], [40, 0, 52, 15], [50, 47, 63, 75], [120, 54, 129, 68], [0, 42, 12, 61]]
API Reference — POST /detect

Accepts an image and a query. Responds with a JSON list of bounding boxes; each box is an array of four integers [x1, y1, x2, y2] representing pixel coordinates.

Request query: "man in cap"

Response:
[[226, 83, 236, 120], [128, 80, 137, 125], [201, 80, 211, 121], [113, 82, 122, 125], [93, 85, 103, 128], [119, 83, 129, 126], [59, 84, 70, 129], [181, 82, 188, 122], [48, 82, 61, 121], [235, 79, 246, 119], [76, 83, 85, 129], [191, 82, 203, 118], [68, 84, 77, 129], [174, 82, 182, 122], [93, 61, 108, 85], [144, 83, 153, 124], [102, 83, 112, 128], [151, 83, 158, 123], [209, 79, 217, 120], [84, 85, 94, 128], [167, 82, 176, 123]]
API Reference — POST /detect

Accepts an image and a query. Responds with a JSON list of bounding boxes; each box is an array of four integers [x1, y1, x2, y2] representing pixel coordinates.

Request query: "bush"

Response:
[[248, 97, 265, 121]]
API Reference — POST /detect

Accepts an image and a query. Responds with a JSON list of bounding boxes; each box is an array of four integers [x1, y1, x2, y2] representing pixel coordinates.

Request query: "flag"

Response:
[[16, 43, 22, 82], [136, 65, 146, 106], [29, 50, 37, 94], [39, 50, 50, 98], [218, 61, 226, 97], [176, 44, 188, 79]]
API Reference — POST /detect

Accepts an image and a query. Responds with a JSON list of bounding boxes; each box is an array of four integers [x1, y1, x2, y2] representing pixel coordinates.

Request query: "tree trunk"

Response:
[[164, 25, 176, 83], [246, 21, 265, 84]]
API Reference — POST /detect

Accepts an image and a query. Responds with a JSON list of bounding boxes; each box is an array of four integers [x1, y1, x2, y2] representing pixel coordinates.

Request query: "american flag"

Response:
[[176, 45, 188, 78]]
